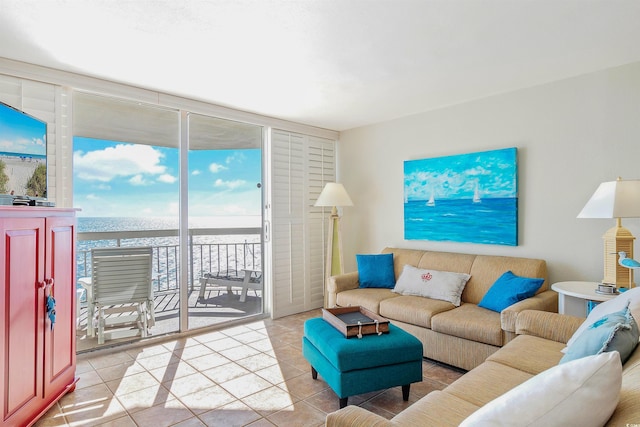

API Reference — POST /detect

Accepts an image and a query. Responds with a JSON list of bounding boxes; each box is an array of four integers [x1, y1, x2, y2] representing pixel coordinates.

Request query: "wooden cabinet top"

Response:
[[0, 206, 78, 218]]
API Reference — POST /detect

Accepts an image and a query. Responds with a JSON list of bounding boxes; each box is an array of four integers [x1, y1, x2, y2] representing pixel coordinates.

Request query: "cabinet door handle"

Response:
[[38, 281, 46, 289]]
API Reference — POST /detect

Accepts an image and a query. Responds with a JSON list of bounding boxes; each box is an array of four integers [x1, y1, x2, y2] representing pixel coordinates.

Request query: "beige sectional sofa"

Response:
[[326, 309, 640, 426], [327, 247, 557, 370]]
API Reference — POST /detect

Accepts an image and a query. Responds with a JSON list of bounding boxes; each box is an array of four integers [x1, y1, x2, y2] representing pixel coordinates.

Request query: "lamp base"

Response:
[[602, 224, 635, 287]]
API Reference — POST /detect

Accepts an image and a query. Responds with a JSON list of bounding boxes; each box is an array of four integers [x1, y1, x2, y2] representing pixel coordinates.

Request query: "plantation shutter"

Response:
[[270, 129, 335, 318], [0, 74, 66, 204], [307, 136, 336, 308]]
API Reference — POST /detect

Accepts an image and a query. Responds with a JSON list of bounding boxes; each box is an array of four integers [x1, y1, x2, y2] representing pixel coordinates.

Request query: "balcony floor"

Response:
[[77, 286, 263, 353]]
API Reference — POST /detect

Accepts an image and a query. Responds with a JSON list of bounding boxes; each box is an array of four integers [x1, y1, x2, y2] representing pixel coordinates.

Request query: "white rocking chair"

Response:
[[89, 247, 155, 344]]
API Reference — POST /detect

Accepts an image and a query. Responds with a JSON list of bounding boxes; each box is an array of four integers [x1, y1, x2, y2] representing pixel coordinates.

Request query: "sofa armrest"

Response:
[[326, 271, 360, 307], [515, 309, 584, 344], [326, 406, 396, 427], [500, 290, 559, 333]]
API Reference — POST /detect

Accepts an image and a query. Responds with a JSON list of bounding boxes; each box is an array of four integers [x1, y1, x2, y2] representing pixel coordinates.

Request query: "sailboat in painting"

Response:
[[426, 191, 435, 207], [473, 183, 481, 203]]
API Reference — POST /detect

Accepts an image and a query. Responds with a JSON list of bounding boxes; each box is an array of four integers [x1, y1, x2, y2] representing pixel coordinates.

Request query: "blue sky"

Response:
[[0, 102, 47, 156], [73, 137, 262, 219], [404, 147, 517, 201]]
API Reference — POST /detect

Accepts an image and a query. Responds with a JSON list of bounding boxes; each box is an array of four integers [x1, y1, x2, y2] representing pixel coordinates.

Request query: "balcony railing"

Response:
[[77, 227, 262, 296]]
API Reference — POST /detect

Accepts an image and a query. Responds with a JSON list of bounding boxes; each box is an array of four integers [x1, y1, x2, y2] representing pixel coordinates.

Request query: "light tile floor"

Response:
[[35, 309, 464, 427]]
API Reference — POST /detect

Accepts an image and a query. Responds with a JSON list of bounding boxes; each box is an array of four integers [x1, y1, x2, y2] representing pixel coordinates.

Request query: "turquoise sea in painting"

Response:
[[404, 197, 518, 246]]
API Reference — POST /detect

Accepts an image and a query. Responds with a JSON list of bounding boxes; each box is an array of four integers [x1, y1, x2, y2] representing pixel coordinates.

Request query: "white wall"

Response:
[[338, 61, 640, 284]]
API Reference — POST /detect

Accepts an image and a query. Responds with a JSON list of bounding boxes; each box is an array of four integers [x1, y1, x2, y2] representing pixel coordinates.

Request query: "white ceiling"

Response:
[[1, 0, 639, 131]]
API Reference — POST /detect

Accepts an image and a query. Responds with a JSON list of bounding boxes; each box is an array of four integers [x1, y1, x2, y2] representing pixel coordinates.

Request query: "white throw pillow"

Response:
[[565, 286, 640, 352], [392, 264, 470, 306], [459, 352, 622, 427]]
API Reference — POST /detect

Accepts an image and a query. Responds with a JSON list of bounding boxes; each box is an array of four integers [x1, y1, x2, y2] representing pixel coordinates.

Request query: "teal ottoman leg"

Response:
[[402, 384, 410, 401], [309, 361, 349, 408]]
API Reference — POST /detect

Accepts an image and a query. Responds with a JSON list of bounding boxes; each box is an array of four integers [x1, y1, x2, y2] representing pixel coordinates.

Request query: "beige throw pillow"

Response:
[[392, 264, 470, 306]]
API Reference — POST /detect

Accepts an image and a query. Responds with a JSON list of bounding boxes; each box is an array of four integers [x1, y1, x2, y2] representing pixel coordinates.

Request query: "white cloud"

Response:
[[225, 152, 246, 164], [0, 134, 46, 156], [214, 179, 245, 189], [158, 174, 177, 183], [86, 193, 100, 200], [209, 163, 227, 173], [129, 174, 152, 186], [33, 136, 45, 148], [74, 144, 166, 182], [192, 170, 201, 175]]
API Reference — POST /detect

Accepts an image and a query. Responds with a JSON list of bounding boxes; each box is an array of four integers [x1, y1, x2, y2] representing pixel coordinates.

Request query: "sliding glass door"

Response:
[[73, 92, 264, 351], [73, 93, 181, 350], [186, 113, 264, 329]]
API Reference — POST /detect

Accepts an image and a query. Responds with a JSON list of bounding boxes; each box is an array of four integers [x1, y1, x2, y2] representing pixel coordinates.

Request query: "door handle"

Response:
[[264, 220, 270, 242]]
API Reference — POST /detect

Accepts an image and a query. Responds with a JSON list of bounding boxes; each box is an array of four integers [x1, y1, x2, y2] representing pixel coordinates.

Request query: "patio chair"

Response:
[[88, 246, 155, 344], [198, 269, 262, 302], [238, 269, 262, 302]]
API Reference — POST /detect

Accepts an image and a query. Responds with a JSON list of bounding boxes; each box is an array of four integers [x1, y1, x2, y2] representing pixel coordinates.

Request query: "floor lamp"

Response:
[[578, 177, 640, 288], [315, 183, 353, 304]]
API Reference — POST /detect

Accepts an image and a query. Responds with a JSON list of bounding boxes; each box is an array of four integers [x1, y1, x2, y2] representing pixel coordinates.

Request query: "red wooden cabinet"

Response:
[[0, 208, 77, 427]]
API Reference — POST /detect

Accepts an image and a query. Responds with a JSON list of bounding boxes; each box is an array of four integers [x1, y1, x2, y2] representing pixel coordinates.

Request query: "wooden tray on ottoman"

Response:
[[322, 306, 390, 338]]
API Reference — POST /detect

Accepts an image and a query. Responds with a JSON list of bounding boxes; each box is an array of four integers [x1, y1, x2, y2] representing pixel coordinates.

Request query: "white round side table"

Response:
[[551, 281, 618, 318]]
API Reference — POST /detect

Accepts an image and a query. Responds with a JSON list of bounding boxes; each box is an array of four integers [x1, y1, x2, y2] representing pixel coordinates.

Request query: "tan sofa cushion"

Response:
[[379, 295, 455, 328], [325, 405, 395, 427], [381, 247, 427, 280], [335, 288, 398, 313], [486, 334, 564, 375], [463, 255, 548, 304], [444, 360, 533, 407], [392, 390, 479, 427], [416, 251, 476, 275], [431, 304, 503, 347], [608, 359, 640, 426]]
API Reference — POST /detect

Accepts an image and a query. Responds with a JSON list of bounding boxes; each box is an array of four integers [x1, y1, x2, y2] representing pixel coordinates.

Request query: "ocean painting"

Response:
[[404, 147, 518, 246]]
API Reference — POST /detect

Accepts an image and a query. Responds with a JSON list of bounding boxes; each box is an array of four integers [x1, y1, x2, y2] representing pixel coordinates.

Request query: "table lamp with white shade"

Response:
[[315, 183, 353, 283], [578, 177, 640, 288]]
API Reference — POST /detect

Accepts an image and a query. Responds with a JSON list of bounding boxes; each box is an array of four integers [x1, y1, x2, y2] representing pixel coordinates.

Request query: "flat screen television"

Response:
[[0, 101, 47, 200]]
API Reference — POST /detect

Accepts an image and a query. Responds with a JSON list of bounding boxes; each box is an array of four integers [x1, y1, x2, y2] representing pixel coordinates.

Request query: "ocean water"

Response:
[[0, 151, 47, 160], [404, 198, 518, 246], [78, 216, 178, 232], [76, 217, 263, 291], [78, 216, 262, 233], [78, 216, 261, 246]]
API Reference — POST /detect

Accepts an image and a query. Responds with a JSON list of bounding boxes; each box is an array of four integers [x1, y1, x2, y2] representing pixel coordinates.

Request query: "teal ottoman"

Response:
[[302, 317, 423, 408]]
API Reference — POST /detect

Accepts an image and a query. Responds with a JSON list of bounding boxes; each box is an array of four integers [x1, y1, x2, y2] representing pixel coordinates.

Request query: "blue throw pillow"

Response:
[[478, 271, 544, 312], [560, 303, 640, 364], [356, 253, 396, 289]]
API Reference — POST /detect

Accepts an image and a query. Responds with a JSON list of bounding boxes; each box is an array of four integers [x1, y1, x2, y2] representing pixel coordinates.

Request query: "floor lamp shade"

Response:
[[578, 178, 640, 287], [315, 183, 353, 301], [315, 183, 354, 210]]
